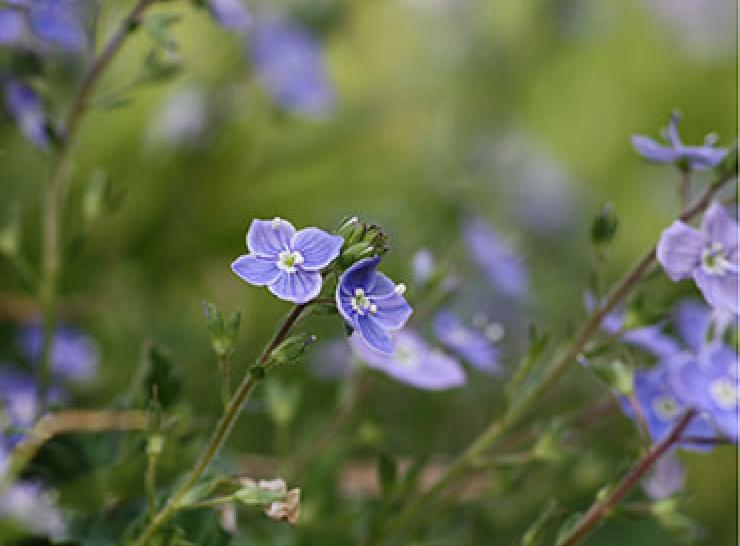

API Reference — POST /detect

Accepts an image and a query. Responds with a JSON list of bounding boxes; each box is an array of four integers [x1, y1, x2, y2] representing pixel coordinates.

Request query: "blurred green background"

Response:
[[0, 0, 737, 544]]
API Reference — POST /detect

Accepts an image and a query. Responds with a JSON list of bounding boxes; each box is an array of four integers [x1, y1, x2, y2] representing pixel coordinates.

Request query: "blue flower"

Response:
[[25, 0, 87, 51], [642, 450, 686, 500], [632, 111, 727, 170], [411, 249, 435, 285], [433, 310, 501, 375], [0, 8, 25, 44], [0, 480, 67, 538], [657, 202, 738, 314], [670, 344, 739, 442], [336, 257, 412, 354], [349, 330, 465, 390], [249, 15, 335, 118], [308, 339, 356, 380], [626, 360, 717, 449], [18, 324, 99, 382], [463, 217, 528, 299], [232, 218, 343, 304], [207, 0, 250, 33], [0, 367, 42, 432], [3, 79, 49, 147]]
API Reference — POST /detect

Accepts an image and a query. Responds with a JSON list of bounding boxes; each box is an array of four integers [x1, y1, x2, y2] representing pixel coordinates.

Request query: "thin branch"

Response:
[[559, 410, 697, 546]]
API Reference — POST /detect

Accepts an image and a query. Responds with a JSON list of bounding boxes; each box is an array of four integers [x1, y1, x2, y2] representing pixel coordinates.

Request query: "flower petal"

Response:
[[701, 202, 738, 253], [208, 0, 251, 33], [231, 255, 281, 286], [338, 256, 381, 295], [373, 294, 412, 330], [656, 221, 705, 281], [621, 325, 682, 359], [247, 218, 295, 257], [268, 269, 322, 304], [693, 269, 739, 314], [291, 227, 343, 270], [674, 299, 712, 353], [355, 314, 393, 354], [631, 135, 677, 163]]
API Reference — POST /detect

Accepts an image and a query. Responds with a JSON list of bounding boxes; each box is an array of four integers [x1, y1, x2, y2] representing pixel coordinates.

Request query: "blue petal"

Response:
[[368, 272, 397, 298], [247, 218, 295, 257], [433, 310, 500, 374], [355, 314, 393, 354], [701, 202, 738, 253], [656, 221, 705, 282], [335, 288, 356, 325], [268, 269, 322, 303], [673, 299, 712, 353], [338, 256, 381, 296], [622, 325, 682, 359], [0, 9, 25, 44], [231, 255, 281, 286], [291, 227, 343, 270], [681, 145, 727, 170], [631, 135, 677, 163], [693, 269, 739, 314], [3, 80, 49, 148], [29, 0, 86, 50], [208, 0, 250, 33], [373, 294, 412, 330]]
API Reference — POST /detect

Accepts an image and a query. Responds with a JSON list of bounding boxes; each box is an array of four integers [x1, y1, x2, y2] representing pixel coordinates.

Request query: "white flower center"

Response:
[[709, 378, 739, 410], [350, 288, 377, 315], [701, 242, 731, 276], [277, 250, 304, 273], [653, 395, 680, 421]]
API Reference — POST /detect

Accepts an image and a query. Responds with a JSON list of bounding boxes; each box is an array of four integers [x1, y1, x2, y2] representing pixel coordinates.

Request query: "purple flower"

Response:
[[207, 0, 251, 33], [25, 0, 86, 51], [632, 112, 727, 170], [627, 360, 717, 449], [411, 249, 435, 285], [18, 324, 99, 382], [463, 217, 528, 299], [3, 79, 49, 147], [0, 367, 41, 430], [642, 450, 686, 500], [231, 218, 343, 304], [673, 298, 734, 354], [336, 257, 412, 355], [433, 310, 501, 375], [657, 202, 738, 314], [349, 330, 465, 390], [0, 481, 67, 538], [249, 15, 335, 118], [0, 9, 25, 44], [670, 344, 739, 441]]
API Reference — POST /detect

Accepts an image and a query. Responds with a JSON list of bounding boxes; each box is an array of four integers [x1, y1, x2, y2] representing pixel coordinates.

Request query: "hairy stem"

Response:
[[559, 410, 697, 546], [130, 303, 308, 546], [36, 0, 156, 407], [367, 172, 735, 546]]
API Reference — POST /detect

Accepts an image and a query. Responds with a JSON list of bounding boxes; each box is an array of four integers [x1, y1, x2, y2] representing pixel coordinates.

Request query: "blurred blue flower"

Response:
[[249, 15, 335, 118], [148, 85, 209, 149], [25, 0, 86, 51], [3, 79, 49, 147], [632, 112, 727, 170], [411, 249, 435, 285], [207, 0, 250, 33], [670, 344, 739, 442], [0, 480, 67, 538], [232, 218, 343, 304], [19, 324, 99, 382], [349, 329, 465, 390], [309, 339, 356, 380], [336, 257, 412, 355], [0, 367, 42, 432], [433, 310, 501, 375], [463, 217, 528, 299], [0, 8, 25, 44], [642, 450, 686, 500], [657, 202, 738, 314], [626, 360, 717, 449]]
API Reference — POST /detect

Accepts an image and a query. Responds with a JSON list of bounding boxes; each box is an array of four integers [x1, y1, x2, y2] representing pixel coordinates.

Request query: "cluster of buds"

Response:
[[236, 478, 301, 525], [336, 217, 389, 267]]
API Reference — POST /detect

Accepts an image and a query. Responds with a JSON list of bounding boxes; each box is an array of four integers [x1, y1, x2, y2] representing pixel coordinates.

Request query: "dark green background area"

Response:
[[0, 0, 736, 544]]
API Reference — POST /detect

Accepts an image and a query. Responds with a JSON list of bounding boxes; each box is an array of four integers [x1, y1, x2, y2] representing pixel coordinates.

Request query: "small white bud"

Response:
[[394, 283, 406, 296]]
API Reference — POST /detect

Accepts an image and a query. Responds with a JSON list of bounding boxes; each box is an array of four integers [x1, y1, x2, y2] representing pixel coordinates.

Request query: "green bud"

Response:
[[589, 359, 634, 395], [203, 301, 241, 357], [338, 242, 375, 267], [591, 203, 618, 246], [337, 216, 363, 245], [147, 433, 164, 456], [270, 333, 317, 366]]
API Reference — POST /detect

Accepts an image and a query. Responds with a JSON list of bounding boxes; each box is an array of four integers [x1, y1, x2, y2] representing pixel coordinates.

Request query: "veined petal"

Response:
[[355, 314, 393, 354], [701, 202, 738, 253], [247, 218, 295, 257], [231, 255, 281, 286], [268, 269, 322, 304], [674, 299, 712, 353], [338, 256, 381, 295], [631, 135, 678, 163], [291, 227, 343, 270], [693, 269, 739, 314], [373, 294, 412, 330], [368, 272, 397, 298], [656, 221, 704, 281]]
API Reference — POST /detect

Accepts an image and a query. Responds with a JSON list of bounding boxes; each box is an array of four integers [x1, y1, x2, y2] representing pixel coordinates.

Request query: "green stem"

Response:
[[130, 303, 309, 546], [218, 353, 231, 410], [366, 172, 735, 546]]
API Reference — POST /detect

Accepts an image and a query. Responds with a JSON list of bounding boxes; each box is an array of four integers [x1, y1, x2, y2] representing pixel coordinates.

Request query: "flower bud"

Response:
[[591, 203, 618, 246], [202, 301, 241, 358], [270, 333, 317, 366]]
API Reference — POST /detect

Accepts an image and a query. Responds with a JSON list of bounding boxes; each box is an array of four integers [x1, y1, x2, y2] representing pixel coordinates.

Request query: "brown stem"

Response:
[[559, 410, 697, 546]]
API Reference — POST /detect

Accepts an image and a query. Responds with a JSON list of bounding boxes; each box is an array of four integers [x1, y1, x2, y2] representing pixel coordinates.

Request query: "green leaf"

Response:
[[144, 344, 183, 409], [377, 452, 397, 499]]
